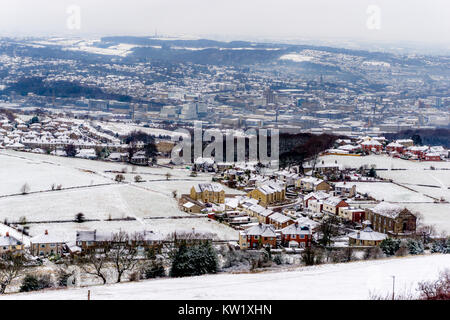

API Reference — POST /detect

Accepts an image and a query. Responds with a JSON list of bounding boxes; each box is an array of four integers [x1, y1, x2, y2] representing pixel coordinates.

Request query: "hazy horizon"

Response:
[[0, 0, 449, 53]]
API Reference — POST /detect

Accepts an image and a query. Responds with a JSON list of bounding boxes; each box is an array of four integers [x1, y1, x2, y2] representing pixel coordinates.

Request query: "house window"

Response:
[[50, 244, 56, 247], [300, 235, 305, 239], [41, 244, 46, 248]]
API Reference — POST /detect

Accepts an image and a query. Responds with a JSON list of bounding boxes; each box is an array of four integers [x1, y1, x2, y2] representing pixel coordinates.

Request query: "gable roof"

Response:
[[371, 202, 408, 218], [323, 196, 348, 207], [281, 223, 311, 235], [241, 224, 276, 237], [194, 183, 224, 193], [268, 212, 292, 224]]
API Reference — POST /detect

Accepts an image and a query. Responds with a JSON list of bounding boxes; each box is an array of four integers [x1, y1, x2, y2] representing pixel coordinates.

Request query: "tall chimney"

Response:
[[45, 230, 48, 235], [6, 232, 9, 237]]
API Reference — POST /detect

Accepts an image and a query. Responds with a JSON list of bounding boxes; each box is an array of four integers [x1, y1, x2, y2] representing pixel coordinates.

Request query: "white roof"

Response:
[[323, 196, 347, 207], [30, 232, 68, 244], [371, 202, 405, 218], [281, 223, 311, 235], [241, 224, 276, 237], [269, 212, 292, 224], [348, 227, 387, 241], [194, 183, 224, 193]]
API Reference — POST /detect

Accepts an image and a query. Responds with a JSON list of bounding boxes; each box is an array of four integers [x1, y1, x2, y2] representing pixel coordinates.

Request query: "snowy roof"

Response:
[[348, 226, 387, 241], [30, 232, 69, 244], [194, 183, 224, 193], [0, 235, 22, 246], [242, 224, 276, 237], [76, 230, 164, 242], [268, 212, 292, 224], [183, 202, 196, 209], [361, 140, 382, 146], [281, 223, 311, 235], [387, 142, 404, 148], [323, 196, 347, 207], [371, 202, 406, 218], [304, 191, 331, 201]]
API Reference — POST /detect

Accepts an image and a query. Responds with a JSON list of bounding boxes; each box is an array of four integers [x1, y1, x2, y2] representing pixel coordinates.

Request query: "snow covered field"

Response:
[[0, 152, 111, 196], [2, 254, 448, 300], [320, 155, 450, 234], [0, 150, 239, 240], [350, 182, 433, 203], [94, 121, 188, 139], [319, 154, 450, 170]]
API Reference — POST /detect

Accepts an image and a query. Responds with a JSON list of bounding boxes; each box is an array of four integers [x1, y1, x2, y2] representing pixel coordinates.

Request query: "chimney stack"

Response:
[[45, 230, 48, 235], [6, 232, 9, 237]]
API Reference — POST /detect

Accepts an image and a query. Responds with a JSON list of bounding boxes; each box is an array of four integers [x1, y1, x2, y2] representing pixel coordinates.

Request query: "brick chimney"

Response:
[[45, 230, 48, 235], [6, 232, 9, 237]]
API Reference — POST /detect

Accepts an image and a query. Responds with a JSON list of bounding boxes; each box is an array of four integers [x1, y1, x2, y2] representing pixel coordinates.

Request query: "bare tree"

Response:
[[115, 174, 125, 183], [77, 251, 109, 285], [0, 253, 27, 294], [318, 215, 340, 247], [416, 224, 437, 244], [107, 231, 140, 283]]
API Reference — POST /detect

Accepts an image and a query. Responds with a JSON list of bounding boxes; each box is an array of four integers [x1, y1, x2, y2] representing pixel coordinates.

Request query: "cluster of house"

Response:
[[0, 115, 127, 157], [179, 162, 419, 250], [0, 115, 174, 164], [0, 228, 168, 257], [329, 136, 448, 161]]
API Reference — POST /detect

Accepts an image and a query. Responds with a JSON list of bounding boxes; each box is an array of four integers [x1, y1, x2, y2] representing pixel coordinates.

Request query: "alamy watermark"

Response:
[[66, 5, 81, 30], [366, 4, 381, 30], [170, 122, 279, 169]]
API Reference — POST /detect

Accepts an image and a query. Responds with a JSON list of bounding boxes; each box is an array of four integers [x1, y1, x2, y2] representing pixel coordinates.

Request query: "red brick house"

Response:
[[386, 142, 404, 154], [280, 223, 312, 248], [239, 223, 277, 250], [361, 140, 383, 153], [424, 153, 441, 161]]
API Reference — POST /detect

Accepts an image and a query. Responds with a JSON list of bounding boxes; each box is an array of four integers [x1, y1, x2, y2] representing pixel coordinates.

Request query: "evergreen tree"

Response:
[[407, 239, 424, 255], [380, 238, 401, 256], [170, 241, 218, 277]]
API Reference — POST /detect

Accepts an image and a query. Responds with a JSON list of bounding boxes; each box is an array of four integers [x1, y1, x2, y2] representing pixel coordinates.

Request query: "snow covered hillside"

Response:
[[2, 254, 448, 300]]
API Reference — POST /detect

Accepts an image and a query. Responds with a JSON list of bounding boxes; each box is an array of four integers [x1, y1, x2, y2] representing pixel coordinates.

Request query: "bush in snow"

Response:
[[20, 274, 52, 292], [57, 269, 74, 287], [363, 246, 384, 260], [431, 238, 450, 254], [301, 247, 324, 266], [170, 241, 218, 277], [329, 247, 355, 263], [143, 259, 166, 279], [273, 255, 282, 265], [380, 238, 401, 256], [407, 239, 424, 255], [395, 242, 410, 257], [418, 270, 450, 300], [75, 212, 85, 223]]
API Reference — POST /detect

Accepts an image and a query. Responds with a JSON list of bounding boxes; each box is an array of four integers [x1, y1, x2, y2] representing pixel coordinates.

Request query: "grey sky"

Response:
[[0, 0, 449, 45]]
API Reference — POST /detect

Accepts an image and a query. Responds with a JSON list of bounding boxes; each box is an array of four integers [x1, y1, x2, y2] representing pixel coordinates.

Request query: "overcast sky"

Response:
[[0, 0, 449, 46]]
